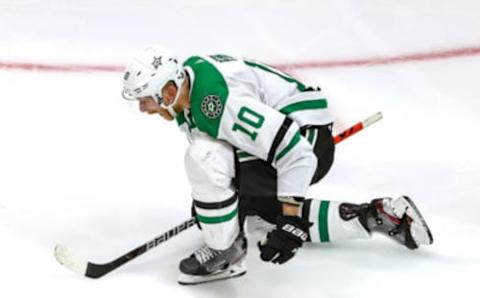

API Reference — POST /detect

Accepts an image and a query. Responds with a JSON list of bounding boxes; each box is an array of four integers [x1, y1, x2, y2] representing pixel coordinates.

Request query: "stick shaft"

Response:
[[334, 112, 383, 144]]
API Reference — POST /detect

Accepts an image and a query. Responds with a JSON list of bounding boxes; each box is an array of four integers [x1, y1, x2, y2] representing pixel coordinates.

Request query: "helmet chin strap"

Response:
[[159, 71, 186, 119], [165, 104, 178, 118], [160, 87, 181, 118]]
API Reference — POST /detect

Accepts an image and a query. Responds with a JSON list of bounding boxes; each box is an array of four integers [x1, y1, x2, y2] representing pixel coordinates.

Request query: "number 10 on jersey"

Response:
[[232, 107, 265, 141]]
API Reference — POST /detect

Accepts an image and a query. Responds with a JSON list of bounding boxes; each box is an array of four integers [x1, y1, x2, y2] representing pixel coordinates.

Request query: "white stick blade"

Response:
[[54, 244, 88, 276]]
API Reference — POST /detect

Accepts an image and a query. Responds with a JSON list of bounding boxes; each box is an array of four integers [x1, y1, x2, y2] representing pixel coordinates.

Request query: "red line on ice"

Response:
[[0, 62, 123, 73], [274, 46, 480, 71], [1, 46, 480, 73]]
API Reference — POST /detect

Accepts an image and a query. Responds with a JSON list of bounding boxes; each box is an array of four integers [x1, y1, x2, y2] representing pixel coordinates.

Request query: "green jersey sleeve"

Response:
[[183, 56, 228, 139]]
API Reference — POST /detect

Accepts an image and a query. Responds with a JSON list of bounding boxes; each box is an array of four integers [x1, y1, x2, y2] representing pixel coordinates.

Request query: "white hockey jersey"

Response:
[[176, 54, 333, 198]]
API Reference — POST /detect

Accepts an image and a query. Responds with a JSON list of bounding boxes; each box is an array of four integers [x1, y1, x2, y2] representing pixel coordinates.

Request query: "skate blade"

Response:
[[402, 196, 434, 246], [178, 261, 247, 286]]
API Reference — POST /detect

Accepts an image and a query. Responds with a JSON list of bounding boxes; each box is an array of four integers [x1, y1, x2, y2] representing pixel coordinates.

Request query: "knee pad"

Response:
[[184, 137, 236, 202]]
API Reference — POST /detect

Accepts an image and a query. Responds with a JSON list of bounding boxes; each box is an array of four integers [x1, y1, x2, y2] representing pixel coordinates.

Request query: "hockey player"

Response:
[[121, 45, 433, 285]]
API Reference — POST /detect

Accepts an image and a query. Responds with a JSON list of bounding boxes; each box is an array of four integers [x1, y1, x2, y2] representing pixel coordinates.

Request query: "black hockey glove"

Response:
[[258, 215, 312, 264]]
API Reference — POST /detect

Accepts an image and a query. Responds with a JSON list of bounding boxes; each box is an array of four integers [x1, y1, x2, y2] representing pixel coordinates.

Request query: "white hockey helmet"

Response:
[[121, 45, 185, 115]]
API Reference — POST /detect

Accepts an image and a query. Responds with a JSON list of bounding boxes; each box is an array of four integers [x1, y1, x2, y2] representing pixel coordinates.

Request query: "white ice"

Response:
[[1, 1, 479, 297]]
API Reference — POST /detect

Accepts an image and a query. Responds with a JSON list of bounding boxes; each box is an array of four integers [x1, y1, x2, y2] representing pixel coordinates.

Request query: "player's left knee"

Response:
[[184, 138, 235, 202]]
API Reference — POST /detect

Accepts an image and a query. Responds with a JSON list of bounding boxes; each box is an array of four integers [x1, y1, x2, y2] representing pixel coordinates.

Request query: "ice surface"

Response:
[[1, 1, 479, 297]]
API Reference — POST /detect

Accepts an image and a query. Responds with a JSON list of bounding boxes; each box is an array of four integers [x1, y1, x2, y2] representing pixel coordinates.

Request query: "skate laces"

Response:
[[194, 246, 221, 264]]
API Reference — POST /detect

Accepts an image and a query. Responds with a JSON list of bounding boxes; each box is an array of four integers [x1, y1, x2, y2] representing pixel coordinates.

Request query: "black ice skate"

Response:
[[178, 233, 248, 285], [340, 196, 433, 249]]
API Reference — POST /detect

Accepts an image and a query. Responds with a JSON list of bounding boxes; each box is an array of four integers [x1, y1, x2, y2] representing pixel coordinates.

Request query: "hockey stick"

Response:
[[54, 217, 197, 278], [333, 112, 383, 144], [54, 112, 382, 278]]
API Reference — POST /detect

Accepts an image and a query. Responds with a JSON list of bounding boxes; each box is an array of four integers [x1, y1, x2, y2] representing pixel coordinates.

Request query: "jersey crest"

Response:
[[201, 95, 223, 119]]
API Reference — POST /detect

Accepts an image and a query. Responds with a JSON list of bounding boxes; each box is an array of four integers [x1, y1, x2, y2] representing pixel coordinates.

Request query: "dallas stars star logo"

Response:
[[152, 56, 162, 69], [201, 95, 223, 119]]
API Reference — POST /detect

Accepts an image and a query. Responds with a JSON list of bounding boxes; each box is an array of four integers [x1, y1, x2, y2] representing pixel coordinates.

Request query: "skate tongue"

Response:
[[389, 197, 410, 218]]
